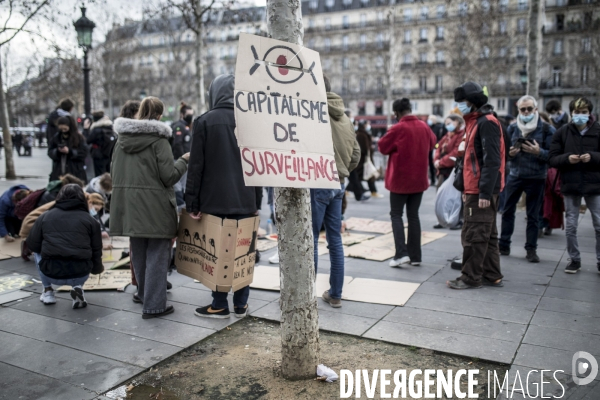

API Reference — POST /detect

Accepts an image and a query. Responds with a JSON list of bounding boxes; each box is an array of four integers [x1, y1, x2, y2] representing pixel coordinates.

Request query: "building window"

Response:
[[342, 79, 349, 94], [360, 34, 366, 49], [377, 11, 384, 22], [359, 55, 366, 68], [308, 39, 316, 49], [419, 52, 428, 63], [342, 0, 352, 8], [517, 45, 526, 58], [376, 33, 384, 48], [359, 78, 366, 93], [342, 57, 349, 70], [404, 9, 412, 22], [358, 102, 366, 115], [325, 0, 334, 10], [169, 51, 175, 61], [360, 13, 367, 27], [552, 66, 561, 87], [324, 38, 331, 52], [553, 40, 563, 55], [420, 6, 428, 20], [159, 53, 165, 63], [436, 50, 444, 63], [518, 0, 528, 11], [497, 99, 506, 110], [459, 25, 467, 36], [220, 47, 226, 59], [309, 0, 318, 10], [360, 0, 369, 7], [436, 26, 444, 40], [376, 55, 384, 67], [555, 14, 564, 31], [325, 18, 331, 30], [481, 0, 490, 13], [436, 5, 446, 18], [402, 77, 410, 91], [481, 22, 490, 35], [376, 78, 383, 95], [435, 75, 443, 91], [308, 19, 315, 29], [517, 19, 526, 33], [582, 65, 589, 85], [499, 20, 507, 34], [499, 47, 508, 57], [419, 28, 427, 42], [458, 2, 468, 16], [480, 46, 490, 59], [342, 35, 349, 50], [403, 53, 412, 64], [582, 37, 591, 53], [342, 15, 349, 28], [419, 76, 427, 92], [499, 0, 508, 12]]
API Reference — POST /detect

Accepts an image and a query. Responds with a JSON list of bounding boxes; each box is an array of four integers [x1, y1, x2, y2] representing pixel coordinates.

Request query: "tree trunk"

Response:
[[386, 7, 396, 127], [0, 50, 16, 179], [195, 3, 206, 114], [267, 0, 320, 381], [526, 0, 541, 98]]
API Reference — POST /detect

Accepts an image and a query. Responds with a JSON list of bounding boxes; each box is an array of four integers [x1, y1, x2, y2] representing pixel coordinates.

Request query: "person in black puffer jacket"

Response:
[[87, 111, 116, 176], [27, 184, 104, 308]]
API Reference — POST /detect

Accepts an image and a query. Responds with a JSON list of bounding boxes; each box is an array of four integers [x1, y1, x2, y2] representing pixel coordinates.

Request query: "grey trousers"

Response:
[[130, 237, 172, 314], [564, 195, 600, 263]]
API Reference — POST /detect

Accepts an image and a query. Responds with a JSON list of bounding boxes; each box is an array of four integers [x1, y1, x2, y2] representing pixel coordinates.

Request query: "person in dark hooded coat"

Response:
[[185, 74, 262, 320]]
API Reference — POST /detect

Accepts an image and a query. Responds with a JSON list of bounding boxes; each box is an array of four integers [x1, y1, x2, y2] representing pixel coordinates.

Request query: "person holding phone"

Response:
[[499, 95, 555, 263], [48, 116, 89, 183], [549, 97, 600, 274]]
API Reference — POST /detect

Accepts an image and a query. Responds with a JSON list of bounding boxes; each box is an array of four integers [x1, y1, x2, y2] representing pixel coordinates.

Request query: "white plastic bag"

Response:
[[435, 169, 462, 229], [363, 151, 380, 180], [316, 364, 339, 383]]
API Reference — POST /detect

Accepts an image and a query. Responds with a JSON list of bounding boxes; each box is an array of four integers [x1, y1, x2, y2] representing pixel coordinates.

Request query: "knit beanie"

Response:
[[454, 82, 488, 108]]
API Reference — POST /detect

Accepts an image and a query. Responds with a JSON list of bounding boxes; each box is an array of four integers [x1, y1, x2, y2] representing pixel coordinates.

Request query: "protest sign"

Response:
[[57, 270, 131, 291], [234, 33, 339, 189], [176, 213, 259, 292]]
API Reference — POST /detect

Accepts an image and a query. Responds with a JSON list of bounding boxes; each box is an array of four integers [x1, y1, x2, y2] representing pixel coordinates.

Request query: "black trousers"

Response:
[[390, 192, 423, 262], [4, 216, 22, 236], [346, 170, 366, 200], [93, 157, 110, 177]]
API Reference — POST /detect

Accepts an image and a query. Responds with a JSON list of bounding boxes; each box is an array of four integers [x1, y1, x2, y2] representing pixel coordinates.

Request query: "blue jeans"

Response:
[[311, 184, 345, 299], [34, 253, 89, 288], [564, 195, 600, 262], [499, 176, 545, 251], [212, 286, 250, 309]]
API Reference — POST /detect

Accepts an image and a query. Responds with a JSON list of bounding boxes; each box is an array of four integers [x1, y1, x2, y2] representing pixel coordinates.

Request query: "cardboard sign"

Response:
[[57, 270, 131, 291], [344, 218, 393, 234], [0, 238, 23, 258], [234, 33, 339, 189], [175, 212, 259, 292]]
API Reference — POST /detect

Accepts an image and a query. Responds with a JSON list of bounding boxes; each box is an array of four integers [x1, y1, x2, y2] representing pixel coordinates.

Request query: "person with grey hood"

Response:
[[312, 75, 360, 308], [111, 96, 189, 319], [185, 74, 262, 319]]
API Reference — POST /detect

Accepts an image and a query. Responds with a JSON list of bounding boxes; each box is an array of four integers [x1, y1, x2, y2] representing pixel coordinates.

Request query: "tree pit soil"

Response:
[[105, 318, 505, 400]]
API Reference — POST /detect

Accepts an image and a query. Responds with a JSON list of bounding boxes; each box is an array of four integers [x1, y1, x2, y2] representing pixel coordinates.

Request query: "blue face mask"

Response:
[[572, 114, 589, 126], [89, 208, 97, 217], [457, 102, 472, 115], [445, 123, 456, 132], [520, 114, 535, 123]]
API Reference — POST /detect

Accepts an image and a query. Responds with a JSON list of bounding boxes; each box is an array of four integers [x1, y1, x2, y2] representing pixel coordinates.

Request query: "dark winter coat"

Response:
[[0, 185, 29, 237], [551, 112, 570, 131], [185, 74, 261, 215], [170, 119, 192, 159], [87, 118, 116, 160], [548, 119, 600, 196], [26, 198, 103, 279], [48, 133, 88, 183], [507, 119, 555, 180], [378, 115, 437, 194], [111, 118, 188, 238], [430, 123, 445, 142], [46, 109, 70, 141], [356, 128, 374, 179]]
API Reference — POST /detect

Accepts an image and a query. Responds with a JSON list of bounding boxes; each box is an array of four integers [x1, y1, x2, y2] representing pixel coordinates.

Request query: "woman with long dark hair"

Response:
[[48, 115, 88, 183]]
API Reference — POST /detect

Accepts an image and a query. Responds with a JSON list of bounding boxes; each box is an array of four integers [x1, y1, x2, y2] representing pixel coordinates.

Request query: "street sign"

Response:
[[234, 33, 339, 189]]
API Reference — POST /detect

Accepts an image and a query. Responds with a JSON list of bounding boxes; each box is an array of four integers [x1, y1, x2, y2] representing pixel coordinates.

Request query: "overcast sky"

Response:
[[1, 0, 266, 88]]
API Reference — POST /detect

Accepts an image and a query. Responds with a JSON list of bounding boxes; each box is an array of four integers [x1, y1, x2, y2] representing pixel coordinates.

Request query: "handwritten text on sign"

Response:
[[234, 33, 339, 189]]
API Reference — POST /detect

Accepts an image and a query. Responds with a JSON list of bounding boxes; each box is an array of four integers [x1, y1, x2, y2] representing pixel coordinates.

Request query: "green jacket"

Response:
[[327, 92, 361, 180], [110, 118, 188, 238]]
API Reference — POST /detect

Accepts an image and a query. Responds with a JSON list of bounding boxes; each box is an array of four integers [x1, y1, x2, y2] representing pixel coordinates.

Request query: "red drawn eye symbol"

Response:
[[277, 55, 288, 75]]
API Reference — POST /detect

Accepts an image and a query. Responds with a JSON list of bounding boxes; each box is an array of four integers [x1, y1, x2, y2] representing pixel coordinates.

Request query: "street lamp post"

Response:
[[74, 7, 96, 118]]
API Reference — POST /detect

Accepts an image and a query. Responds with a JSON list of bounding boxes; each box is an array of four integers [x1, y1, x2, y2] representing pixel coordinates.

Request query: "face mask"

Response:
[[184, 115, 193, 124], [520, 114, 535, 123], [89, 208, 97, 217], [350, 118, 355, 124], [365, 125, 371, 132], [457, 102, 472, 115], [552, 112, 563, 122], [427, 119, 433, 126], [572, 114, 589, 126], [354, 125, 358, 131], [445, 124, 456, 132]]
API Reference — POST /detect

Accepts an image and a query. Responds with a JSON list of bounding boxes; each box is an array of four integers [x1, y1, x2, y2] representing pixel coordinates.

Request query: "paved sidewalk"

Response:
[[1, 151, 599, 398]]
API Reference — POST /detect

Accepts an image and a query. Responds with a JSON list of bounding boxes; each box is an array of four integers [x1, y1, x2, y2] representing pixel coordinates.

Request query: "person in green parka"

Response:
[[111, 96, 189, 319]]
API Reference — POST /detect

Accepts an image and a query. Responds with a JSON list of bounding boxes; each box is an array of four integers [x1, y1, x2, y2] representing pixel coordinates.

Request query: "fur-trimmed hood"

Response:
[[113, 118, 172, 154], [90, 117, 113, 131]]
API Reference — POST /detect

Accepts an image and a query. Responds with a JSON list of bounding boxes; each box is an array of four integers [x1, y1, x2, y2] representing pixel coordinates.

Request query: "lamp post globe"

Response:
[[74, 6, 96, 117]]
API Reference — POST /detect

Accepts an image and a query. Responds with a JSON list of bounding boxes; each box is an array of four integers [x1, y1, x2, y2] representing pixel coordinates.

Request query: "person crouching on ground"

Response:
[[26, 184, 104, 308], [0, 185, 30, 242], [111, 96, 189, 319]]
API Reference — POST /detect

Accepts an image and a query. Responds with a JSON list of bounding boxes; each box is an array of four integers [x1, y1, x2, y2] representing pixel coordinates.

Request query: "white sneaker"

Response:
[[410, 261, 421, 266], [39, 290, 56, 305], [389, 256, 410, 267], [70, 286, 87, 309], [269, 252, 279, 264]]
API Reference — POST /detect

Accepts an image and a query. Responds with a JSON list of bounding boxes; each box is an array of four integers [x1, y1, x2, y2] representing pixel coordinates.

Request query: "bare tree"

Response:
[[385, 6, 398, 127], [526, 0, 541, 98], [267, 0, 321, 380]]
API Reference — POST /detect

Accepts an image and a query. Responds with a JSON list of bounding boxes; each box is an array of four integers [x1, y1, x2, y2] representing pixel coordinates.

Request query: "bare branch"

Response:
[[0, 0, 51, 47]]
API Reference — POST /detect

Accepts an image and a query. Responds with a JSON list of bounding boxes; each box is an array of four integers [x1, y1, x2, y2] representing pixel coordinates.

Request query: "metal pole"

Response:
[[83, 48, 91, 117]]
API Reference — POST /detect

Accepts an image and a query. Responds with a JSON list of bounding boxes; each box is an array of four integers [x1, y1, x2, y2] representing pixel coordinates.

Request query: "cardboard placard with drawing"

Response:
[[176, 213, 259, 292]]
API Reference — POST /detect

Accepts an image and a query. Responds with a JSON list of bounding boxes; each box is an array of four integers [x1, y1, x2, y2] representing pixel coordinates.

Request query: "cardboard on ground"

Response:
[[257, 239, 278, 252], [57, 270, 131, 291], [250, 265, 352, 296], [345, 231, 446, 261], [318, 232, 375, 246], [345, 218, 393, 234], [0, 237, 23, 258], [109, 256, 130, 270], [176, 212, 259, 292], [234, 33, 339, 189], [102, 249, 117, 263]]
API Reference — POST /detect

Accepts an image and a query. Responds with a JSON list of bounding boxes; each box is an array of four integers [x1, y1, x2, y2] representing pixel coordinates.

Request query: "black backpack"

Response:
[[101, 128, 117, 158]]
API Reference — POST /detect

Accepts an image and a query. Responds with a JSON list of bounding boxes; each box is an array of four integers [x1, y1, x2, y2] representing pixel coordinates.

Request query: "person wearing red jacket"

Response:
[[379, 98, 436, 267], [434, 114, 465, 187], [447, 82, 505, 290]]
